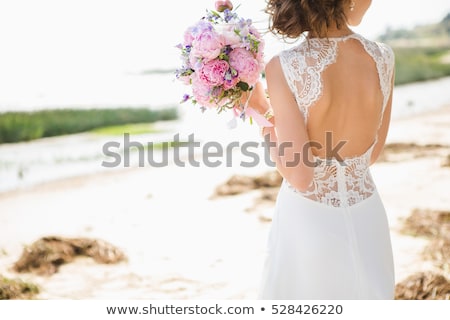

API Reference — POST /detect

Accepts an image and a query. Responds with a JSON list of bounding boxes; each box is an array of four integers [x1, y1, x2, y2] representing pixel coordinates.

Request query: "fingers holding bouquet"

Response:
[[239, 81, 270, 115], [237, 81, 274, 128]]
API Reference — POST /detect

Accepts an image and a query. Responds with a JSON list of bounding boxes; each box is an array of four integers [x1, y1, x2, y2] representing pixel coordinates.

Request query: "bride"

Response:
[[248, 0, 396, 299]]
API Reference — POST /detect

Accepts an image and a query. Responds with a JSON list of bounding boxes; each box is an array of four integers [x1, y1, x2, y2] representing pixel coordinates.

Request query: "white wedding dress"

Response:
[[258, 34, 396, 300]]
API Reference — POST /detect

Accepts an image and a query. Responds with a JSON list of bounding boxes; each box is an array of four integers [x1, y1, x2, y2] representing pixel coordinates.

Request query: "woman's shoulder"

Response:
[[268, 45, 306, 80], [358, 35, 395, 64], [266, 43, 303, 71], [375, 41, 395, 64], [265, 54, 281, 71]]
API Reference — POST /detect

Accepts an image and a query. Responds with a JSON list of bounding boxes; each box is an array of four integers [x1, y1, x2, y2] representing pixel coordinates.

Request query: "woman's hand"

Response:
[[240, 81, 271, 115]]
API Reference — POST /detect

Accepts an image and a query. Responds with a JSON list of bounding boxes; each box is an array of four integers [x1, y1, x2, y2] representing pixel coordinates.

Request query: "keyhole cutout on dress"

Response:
[[294, 38, 385, 159]]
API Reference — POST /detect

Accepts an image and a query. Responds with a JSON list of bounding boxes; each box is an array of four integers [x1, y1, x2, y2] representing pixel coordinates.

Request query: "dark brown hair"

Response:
[[265, 0, 350, 39]]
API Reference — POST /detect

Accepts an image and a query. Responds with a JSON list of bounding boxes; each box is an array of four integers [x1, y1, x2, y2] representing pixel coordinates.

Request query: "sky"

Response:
[[0, 0, 449, 75], [0, 0, 449, 110]]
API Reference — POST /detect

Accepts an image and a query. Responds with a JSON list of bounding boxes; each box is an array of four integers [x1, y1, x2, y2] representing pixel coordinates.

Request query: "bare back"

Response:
[[277, 33, 395, 207], [279, 34, 394, 160], [309, 38, 383, 157]]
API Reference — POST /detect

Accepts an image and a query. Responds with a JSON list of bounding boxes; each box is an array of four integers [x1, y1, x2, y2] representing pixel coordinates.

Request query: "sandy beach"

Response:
[[0, 105, 449, 299]]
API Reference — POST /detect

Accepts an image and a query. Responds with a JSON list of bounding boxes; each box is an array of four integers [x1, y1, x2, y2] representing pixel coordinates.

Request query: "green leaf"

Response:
[[219, 52, 229, 61], [210, 10, 220, 17], [237, 81, 250, 91]]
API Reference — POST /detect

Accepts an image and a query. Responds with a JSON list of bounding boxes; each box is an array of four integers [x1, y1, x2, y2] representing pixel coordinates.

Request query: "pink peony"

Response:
[[222, 27, 241, 48], [192, 74, 215, 108], [183, 26, 195, 46], [184, 20, 210, 46], [256, 41, 265, 64], [198, 59, 229, 86], [229, 48, 261, 85], [191, 29, 224, 61]]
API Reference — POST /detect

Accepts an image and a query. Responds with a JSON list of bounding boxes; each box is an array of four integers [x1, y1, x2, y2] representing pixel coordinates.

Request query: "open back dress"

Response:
[[258, 33, 396, 300]]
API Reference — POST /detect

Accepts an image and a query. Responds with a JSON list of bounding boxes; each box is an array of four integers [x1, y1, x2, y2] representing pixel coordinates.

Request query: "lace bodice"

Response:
[[278, 34, 395, 208]]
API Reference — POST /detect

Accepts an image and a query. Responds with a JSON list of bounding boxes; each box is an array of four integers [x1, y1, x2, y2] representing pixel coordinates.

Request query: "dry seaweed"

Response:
[[401, 209, 450, 238], [213, 171, 282, 197], [401, 208, 450, 285], [0, 275, 39, 300], [442, 154, 450, 168], [395, 272, 450, 300], [13, 236, 127, 276], [383, 143, 445, 152], [260, 188, 279, 202], [424, 237, 450, 272], [378, 142, 448, 162]]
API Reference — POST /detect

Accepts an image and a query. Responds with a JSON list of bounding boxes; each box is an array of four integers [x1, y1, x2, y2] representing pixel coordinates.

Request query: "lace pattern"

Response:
[[279, 34, 395, 208], [279, 39, 337, 121], [285, 145, 376, 208]]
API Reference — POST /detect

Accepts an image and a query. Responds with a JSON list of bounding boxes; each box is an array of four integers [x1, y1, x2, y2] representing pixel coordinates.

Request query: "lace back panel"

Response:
[[279, 34, 395, 208]]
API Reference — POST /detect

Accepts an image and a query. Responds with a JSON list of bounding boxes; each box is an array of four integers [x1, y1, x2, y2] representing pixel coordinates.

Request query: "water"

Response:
[[392, 77, 450, 118]]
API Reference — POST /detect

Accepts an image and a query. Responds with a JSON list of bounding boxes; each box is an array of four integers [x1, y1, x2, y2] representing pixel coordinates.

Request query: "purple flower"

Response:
[[223, 69, 239, 90], [223, 9, 238, 22], [239, 109, 246, 121], [181, 94, 191, 103]]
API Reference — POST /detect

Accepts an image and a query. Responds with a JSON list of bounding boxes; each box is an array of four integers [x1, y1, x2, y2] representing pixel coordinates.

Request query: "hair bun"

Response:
[[266, 0, 348, 38]]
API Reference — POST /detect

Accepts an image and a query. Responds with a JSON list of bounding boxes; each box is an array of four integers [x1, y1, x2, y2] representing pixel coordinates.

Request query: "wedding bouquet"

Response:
[[176, 0, 269, 126]]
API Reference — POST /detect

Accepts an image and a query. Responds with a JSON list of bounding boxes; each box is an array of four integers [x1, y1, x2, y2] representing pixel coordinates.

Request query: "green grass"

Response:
[[90, 123, 164, 135], [394, 46, 450, 85], [0, 107, 178, 144]]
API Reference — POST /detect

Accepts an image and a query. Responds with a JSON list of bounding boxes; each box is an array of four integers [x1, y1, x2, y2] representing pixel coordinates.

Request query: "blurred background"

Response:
[[0, 0, 449, 300]]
